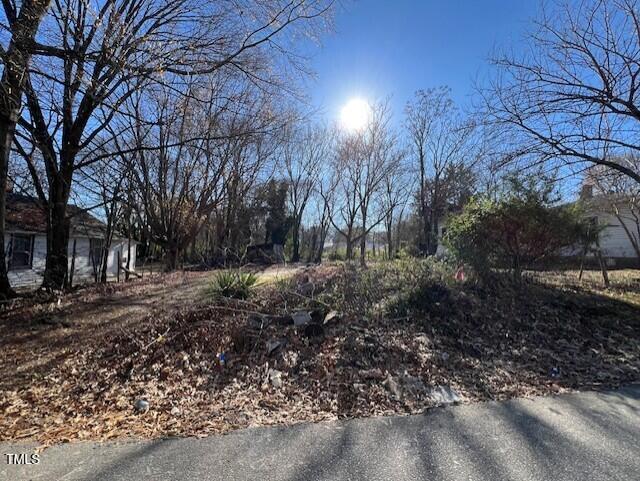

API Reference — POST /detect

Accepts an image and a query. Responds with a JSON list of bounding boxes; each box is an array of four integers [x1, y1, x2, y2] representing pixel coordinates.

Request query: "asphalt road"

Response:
[[2, 385, 639, 481]]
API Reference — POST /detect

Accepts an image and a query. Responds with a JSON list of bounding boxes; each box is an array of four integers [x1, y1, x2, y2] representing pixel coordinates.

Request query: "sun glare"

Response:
[[340, 98, 370, 131]]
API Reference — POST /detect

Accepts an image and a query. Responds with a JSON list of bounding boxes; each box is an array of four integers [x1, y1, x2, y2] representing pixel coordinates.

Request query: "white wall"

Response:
[[4, 233, 137, 290], [4, 233, 47, 289], [597, 209, 639, 258]]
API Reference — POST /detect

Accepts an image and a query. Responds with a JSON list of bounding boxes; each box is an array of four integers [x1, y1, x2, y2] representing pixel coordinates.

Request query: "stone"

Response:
[[292, 311, 312, 326], [428, 385, 461, 405], [266, 369, 283, 388], [134, 399, 150, 412]]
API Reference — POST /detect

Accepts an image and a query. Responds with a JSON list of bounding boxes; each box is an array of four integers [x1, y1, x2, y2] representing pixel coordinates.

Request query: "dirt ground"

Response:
[[1, 263, 638, 446]]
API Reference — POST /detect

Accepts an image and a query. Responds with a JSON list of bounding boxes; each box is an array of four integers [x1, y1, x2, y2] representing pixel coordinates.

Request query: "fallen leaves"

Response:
[[0, 264, 638, 447]]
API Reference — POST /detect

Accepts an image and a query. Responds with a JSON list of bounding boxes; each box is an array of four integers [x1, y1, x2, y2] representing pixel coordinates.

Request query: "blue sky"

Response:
[[307, 0, 540, 122]]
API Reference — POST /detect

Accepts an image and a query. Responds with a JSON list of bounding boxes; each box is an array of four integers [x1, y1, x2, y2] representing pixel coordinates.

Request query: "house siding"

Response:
[[596, 209, 639, 258], [4, 234, 137, 290]]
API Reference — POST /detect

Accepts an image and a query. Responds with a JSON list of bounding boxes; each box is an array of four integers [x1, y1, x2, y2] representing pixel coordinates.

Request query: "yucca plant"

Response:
[[212, 271, 258, 299]]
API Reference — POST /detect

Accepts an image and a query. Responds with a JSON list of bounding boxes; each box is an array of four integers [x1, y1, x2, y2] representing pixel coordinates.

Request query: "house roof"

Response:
[[6, 192, 113, 239]]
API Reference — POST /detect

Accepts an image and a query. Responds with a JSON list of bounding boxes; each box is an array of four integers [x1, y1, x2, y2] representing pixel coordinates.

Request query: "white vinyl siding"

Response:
[[596, 209, 639, 258], [4, 234, 137, 290]]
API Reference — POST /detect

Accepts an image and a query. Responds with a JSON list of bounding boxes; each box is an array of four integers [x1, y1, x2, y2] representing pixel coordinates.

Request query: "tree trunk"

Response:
[[431, 218, 440, 256], [0, 123, 14, 298], [345, 238, 353, 261], [315, 229, 327, 264], [307, 227, 317, 263], [291, 218, 301, 263], [165, 244, 179, 271], [360, 213, 367, 266], [100, 244, 109, 283], [0, 0, 51, 298], [67, 239, 76, 289], [126, 236, 131, 281], [43, 199, 70, 290]]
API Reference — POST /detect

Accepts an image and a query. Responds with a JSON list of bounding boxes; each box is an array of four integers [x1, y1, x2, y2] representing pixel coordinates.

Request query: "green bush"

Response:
[[444, 176, 591, 280], [212, 271, 258, 299]]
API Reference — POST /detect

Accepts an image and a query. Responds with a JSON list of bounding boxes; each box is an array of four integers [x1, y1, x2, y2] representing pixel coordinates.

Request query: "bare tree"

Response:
[[11, 0, 334, 290], [381, 165, 411, 259], [129, 78, 281, 270], [483, 0, 640, 186], [325, 101, 401, 265], [75, 156, 127, 283], [405, 87, 479, 254], [281, 124, 330, 262]]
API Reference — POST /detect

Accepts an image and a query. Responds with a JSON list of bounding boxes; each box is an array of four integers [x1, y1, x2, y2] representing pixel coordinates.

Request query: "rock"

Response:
[[303, 323, 324, 338], [323, 310, 340, 324], [170, 406, 181, 416], [266, 368, 283, 388], [428, 385, 461, 405], [292, 311, 312, 326], [134, 399, 150, 412], [266, 338, 287, 356], [360, 368, 385, 380], [383, 375, 402, 399]]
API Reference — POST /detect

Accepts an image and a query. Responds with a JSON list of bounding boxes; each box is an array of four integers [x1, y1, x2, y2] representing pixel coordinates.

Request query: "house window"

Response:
[[90, 238, 104, 269], [9, 234, 34, 270]]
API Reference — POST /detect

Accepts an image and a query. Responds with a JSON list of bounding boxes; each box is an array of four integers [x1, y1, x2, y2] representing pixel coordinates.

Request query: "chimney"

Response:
[[579, 183, 593, 200]]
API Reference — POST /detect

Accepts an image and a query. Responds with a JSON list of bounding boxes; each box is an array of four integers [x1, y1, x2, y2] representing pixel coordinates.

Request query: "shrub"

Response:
[[212, 271, 258, 299], [319, 258, 455, 319], [444, 176, 590, 280]]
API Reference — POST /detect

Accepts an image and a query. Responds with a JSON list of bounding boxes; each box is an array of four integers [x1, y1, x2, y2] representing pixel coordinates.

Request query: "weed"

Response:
[[212, 270, 258, 299]]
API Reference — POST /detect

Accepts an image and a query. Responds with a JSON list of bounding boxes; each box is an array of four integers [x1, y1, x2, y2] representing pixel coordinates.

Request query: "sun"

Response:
[[340, 98, 370, 131]]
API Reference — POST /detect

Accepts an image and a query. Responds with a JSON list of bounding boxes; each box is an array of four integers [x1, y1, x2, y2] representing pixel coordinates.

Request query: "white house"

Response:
[[575, 194, 639, 263], [4, 193, 137, 290]]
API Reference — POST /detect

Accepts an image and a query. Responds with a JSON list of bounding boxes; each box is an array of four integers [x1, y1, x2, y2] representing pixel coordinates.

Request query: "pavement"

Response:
[[2, 385, 639, 481]]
